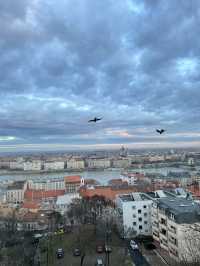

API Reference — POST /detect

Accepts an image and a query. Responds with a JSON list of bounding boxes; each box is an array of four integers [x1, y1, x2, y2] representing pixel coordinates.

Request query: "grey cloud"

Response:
[[0, 0, 200, 150]]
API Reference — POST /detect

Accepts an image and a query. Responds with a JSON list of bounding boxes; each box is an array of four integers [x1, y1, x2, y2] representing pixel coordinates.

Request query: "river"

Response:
[[0, 166, 192, 185]]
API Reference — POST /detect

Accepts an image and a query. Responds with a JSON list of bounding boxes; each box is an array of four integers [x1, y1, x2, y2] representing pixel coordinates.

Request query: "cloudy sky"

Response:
[[0, 0, 200, 152]]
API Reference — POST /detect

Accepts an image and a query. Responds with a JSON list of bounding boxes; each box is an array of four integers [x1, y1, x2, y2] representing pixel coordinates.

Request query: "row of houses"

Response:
[[1, 157, 134, 171]]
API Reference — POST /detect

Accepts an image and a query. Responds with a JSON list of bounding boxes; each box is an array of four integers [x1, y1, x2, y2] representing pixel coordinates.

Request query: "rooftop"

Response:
[[157, 197, 200, 224], [119, 192, 150, 202], [7, 181, 26, 190], [65, 175, 81, 183]]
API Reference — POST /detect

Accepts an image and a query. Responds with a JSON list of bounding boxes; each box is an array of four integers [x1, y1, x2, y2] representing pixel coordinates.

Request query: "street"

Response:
[[128, 248, 150, 266]]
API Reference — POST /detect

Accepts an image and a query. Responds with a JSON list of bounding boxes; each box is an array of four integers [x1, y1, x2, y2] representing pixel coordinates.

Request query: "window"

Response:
[[138, 209, 141, 214], [133, 222, 137, 226], [143, 205, 147, 209], [144, 213, 147, 217], [132, 206, 136, 210], [139, 225, 143, 230], [138, 217, 142, 222], [144, 221, 148, 224], [133, 214, 136, 218]]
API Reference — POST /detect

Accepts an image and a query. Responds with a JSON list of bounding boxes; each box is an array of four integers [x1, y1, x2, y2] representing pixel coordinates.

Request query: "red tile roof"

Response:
[[80, 186, 138, 201], [24, 189, 65, 201], [65, 175, 81, 183], [22, 201, 40, 209]]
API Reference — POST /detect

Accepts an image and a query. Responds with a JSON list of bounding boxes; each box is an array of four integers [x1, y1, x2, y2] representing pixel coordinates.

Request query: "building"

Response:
[[65, 175, 84, 193], [56, 193, 80, 215], [28, 178, 65, 191], [86, 158, 111, 169], [115, 192, 153, 238], [66, 158, 85, 169], [6, 181, 27, 204], [80, 185, 138, 201], [112, 158, 130, 168], [17, 211, 48, 231], [9, 160, 24, 170], [119, 146, 128, 157], [188, 157, 195, 166], [152, 197, 200, 262], [23, 160, 42, 171], [43, 161, 65, 171], [121, 173, 143, 186], [24, 189, 65, 202]]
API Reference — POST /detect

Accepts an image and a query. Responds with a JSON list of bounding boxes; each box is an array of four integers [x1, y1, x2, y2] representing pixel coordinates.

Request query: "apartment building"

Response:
[[66, 158, 85, 169], [43, 161, 65, 171], [86, 158, 111, 169], [112, 158, 130, 168], [65, 175, 84, 193], [152, 197, 200, 262], [9, 160, 24, 170], [28, 178, 65, 191], [23, 160, 42, 171], [116, 192, 153, 238], [6, 181, 27, 204], [56, 193, 80, 215]]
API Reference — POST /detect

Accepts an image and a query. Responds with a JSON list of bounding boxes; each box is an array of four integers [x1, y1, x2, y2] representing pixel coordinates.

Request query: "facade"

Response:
[[116, 193, 153, 238], [17, 211, 48, 231], [86, 158, 111, 169], [121, 173, 140, 186], [6, 181, 27, 204], [28, 178, 65, 191], [67, 159, 85, 169], [43, 161, 65, 171], [112, 158, 130, 168], [9, 160, 24, 170], [152, 197, 200, 262], [23, 160, 42, 171], [56, 193, 80, 215], [65, 175, 84, 193]]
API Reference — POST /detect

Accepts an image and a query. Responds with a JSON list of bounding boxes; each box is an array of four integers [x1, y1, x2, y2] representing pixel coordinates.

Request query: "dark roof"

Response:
[[157, 198, 200, 224], [7, 181, 26, 190]]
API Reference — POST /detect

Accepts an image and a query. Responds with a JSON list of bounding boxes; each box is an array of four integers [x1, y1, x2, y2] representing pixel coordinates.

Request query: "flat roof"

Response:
[[119, 193, 149, 202], [158, 197, 200, 224], [7, 181, 26, 190]]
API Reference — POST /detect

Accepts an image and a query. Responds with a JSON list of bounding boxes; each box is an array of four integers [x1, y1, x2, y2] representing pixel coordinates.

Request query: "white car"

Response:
[[130, 240, 139, 250]]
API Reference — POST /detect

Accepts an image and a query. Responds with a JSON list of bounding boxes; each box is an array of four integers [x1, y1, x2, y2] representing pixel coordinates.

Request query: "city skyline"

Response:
[[1, 0, 200, 152]]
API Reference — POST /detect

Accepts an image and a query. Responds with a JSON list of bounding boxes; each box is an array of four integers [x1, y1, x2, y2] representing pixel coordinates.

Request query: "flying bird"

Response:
[[88, 117, 103, 123], [156, 129, 166, 134]]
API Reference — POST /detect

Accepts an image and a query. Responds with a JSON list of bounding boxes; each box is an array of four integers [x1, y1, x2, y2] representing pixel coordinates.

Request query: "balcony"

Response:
[[168, 226, 176, 235], [168, 237, 178, 247]]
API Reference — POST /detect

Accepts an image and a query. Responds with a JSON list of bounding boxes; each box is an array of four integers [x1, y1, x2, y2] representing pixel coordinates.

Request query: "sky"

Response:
[[0, 0, 200, 152]]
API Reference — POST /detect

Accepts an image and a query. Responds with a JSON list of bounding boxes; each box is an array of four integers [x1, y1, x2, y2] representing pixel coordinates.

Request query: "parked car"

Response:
[[73, 248, 81, 256], [95, 258, 104, 266], [105, 245, 112, 253], [130, 240, 139, 250], [56, 248, 64, 259], [96, 244, 104, 253]]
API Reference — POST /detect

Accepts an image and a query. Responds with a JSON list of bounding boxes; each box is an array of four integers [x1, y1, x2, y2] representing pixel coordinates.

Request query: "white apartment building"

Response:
[[67, 159, 85, 169], [112, 158, 130, 168], [56, 193, 80, 215], [43, 161, 65, 171], [9, 161, 24, 170], [6, 181, 27, 204], [28, 178, 65, 191], [23, 160, 42, 171], [152, 197, 200, 263], [86, 158, 111, 169], [116, 193, 153, 238]]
